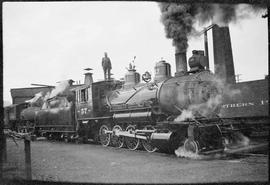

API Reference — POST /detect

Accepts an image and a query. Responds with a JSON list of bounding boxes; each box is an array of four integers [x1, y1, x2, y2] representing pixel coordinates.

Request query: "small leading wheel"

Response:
[[141, 126, 157, 153], [184, 139, 199, 154], [99, 125, 111, 147], [111, 125, 124, 148], [125, 125, 140, 150]]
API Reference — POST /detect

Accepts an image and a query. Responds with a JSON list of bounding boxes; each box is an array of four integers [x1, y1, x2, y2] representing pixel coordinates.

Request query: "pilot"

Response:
[[102, 52, 112, 80]]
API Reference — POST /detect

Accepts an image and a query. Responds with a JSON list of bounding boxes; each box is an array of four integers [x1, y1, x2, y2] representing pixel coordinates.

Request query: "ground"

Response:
[[2, 138, 269, 183]]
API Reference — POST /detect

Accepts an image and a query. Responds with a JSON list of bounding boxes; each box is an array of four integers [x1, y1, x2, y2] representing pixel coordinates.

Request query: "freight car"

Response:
[[220, 77, 269, 137], [4, 102, 33, 133]]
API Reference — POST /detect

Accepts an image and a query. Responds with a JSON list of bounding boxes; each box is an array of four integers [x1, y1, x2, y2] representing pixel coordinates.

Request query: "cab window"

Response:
[[80, 88, 88, 102]]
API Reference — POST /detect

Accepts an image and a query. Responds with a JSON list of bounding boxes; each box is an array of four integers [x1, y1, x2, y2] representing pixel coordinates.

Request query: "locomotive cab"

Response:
[[72, 72, 122, 142], [73, 84, 94, 119]]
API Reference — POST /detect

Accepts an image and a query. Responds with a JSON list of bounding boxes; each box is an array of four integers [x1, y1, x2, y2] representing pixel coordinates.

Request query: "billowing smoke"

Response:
[[175, 93, 223, 122], [175, 145, 226, 159], [224, 132, 250, 150], [49, 80, 73, 99], [159, 3, 266, 52], [175, 146, 202, 159], [41, 80, 74, 109], [25, 80, 74, 109], [175, 109, 194, 121], [25, 92, 45, 107]]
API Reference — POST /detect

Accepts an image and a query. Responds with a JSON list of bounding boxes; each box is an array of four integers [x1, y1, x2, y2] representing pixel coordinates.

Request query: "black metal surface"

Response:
[[220, 78, 269, 118]]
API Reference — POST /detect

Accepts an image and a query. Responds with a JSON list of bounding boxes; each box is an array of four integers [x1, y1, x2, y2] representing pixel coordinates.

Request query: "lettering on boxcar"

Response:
[[222, 100, 268, 108]]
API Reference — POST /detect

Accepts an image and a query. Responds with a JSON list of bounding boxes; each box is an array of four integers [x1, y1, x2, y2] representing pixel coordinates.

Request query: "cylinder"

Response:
[[150, 132, 172, 140]]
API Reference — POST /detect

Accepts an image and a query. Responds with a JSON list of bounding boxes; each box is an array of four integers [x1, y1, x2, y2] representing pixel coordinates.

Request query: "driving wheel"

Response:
[[111, 125, 124, 148], [141, 126, 157, 152], [99, 125, 111, 147], [125, 125, 140, 150]]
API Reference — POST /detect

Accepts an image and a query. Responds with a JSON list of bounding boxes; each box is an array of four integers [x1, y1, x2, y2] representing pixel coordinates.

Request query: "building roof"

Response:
[[10, 87, 54, 98], [70, 84, 89, 91]]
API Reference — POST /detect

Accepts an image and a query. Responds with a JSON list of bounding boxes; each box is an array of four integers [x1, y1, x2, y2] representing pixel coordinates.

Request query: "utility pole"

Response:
[[199, 24, 215, 70], [24, 135, 32, 180]]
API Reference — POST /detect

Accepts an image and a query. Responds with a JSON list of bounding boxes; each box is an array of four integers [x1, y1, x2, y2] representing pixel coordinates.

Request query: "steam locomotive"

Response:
[[4, 50, 263, 154]]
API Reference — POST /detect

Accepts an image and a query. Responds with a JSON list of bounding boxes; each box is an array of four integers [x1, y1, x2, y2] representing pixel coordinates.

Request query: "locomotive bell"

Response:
[[188, 50, 207, 73]]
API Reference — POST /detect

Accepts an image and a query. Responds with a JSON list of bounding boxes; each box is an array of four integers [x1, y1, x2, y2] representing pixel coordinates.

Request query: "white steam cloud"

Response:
[[175, 93, 222, 122], [49, 80, 73, 99], [174, 77, 242, 122], [25, 91, 45, 107], [25, 80, 74, 109]]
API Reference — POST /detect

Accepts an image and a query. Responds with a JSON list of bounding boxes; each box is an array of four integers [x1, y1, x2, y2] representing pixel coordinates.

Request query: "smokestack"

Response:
[[84, 68, 93, 85], [175, 48, 187, 77], [84, 73, 93, 85], [212, 24, 236, 84]]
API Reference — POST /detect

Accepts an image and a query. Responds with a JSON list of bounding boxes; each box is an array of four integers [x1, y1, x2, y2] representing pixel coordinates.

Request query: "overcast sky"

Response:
[[3, 2, 268, 104]]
